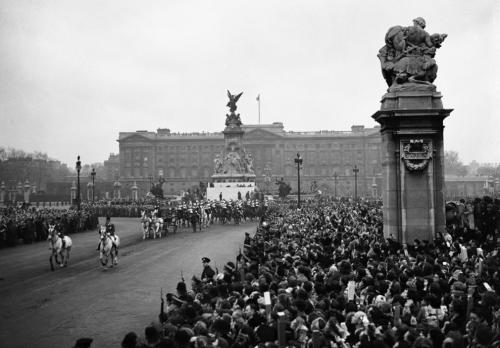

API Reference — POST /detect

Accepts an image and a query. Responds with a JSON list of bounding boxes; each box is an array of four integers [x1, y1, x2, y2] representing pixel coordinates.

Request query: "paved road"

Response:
[[0, 218, 257, 348]]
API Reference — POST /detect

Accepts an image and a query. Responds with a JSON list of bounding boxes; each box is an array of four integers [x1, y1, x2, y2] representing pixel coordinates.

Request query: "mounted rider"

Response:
[[105, 215, 115, 235], [54, 217, 67, 249], [97, 215, 116, 251]]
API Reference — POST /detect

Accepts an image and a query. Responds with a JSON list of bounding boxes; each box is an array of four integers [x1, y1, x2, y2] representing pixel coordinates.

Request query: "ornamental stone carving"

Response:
[[401, 139, 432, 171]]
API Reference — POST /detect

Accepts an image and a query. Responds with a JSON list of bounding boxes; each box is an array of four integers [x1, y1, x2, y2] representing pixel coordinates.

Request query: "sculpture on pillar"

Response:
[[225, 90, 243, 128], [378, 18, 447, 91], [226, 90, 242, 113]]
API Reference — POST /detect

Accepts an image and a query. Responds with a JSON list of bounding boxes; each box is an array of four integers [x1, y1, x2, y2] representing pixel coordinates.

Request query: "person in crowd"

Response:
[[201, 257, 215, 283]]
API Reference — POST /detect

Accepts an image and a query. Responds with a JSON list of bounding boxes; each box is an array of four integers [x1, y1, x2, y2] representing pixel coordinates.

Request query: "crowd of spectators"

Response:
[[0, 205, 98, 247], [105, 196, 500, 348]]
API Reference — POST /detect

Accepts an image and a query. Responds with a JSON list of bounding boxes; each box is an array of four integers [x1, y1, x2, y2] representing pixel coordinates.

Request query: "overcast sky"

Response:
[[1, 0, 499, 167]]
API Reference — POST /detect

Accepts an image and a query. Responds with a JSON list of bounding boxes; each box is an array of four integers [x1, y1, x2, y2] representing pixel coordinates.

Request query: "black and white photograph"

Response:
[[1, 1, 499, 347]]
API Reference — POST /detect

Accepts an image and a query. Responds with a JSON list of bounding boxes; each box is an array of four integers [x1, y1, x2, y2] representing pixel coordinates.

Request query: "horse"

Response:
[[151, 213, 164, 239], [140, 210, 151, 239], [200, 207, 209, 229], [47, 224, 72, 271], [98, 225, 120, 267]]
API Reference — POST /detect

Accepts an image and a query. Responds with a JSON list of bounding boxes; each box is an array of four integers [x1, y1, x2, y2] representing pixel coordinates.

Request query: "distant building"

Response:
[[117, 123, 383, 198], [0, 157, 70, 192], [103, 153, 120, 181], [444, 175, 493, 199]]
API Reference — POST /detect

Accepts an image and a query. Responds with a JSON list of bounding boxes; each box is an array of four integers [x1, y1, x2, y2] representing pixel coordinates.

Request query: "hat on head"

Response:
[[202, 257, 211, 263], [225, 262, 236, 272], [176, 281, 187, 292], [73, 338, 93, 348]]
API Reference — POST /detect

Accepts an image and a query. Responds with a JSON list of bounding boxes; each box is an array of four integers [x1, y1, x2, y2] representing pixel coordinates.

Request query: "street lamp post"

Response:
[[90, 168, 96, 202], [149, 175, 154, 191], [76, 155, 82, 210], [294, 153, 303, 208], [333, 172, 338, 197], [353, 165, 359, 200]]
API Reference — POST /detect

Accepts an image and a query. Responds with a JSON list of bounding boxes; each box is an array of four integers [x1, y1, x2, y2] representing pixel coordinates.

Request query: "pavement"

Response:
[[0, 217, 258, 348]]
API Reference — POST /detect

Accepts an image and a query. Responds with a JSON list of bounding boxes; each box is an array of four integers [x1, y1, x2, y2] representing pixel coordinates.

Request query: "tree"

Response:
[[276, 177, 291, 199], [477, 164, 500, 177], [150, 184, 164, 199], [444, 151, 467, 176]]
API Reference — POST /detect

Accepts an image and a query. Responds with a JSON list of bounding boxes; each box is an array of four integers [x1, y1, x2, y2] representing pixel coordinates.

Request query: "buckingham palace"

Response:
[[117, 122, 383, 198]]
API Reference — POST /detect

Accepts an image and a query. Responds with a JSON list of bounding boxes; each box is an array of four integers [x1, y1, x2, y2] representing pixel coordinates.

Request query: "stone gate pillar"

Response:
[[113, 181, 121, 199], [131, 181, 138, 201], [373, 17, 451, 245], [87, 182, 92, 201], [16, 181, 23, 201], [23, 180, 31, 203], [0, 181, 5, 204], [372, 91, 452, 244]]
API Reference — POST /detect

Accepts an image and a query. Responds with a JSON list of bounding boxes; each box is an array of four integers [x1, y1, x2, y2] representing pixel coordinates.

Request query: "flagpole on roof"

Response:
[[256, 94, 261, 124]]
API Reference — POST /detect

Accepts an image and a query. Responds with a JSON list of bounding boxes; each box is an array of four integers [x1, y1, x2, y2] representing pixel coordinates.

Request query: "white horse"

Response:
[[151, 213, 164, 239], [98, 225, 120, 267], [140, 210, 151, 239], [47, 224, 72, 271], [200, 207, 209, 229]]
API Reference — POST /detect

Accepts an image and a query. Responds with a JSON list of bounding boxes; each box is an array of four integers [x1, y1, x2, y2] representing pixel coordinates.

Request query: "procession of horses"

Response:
[[139, 199, 265, 239], [46, 199, 267, 271]]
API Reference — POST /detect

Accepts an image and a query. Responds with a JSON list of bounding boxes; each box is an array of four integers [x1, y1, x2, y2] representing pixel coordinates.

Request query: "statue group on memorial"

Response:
[[212, 91, 255, 175], [213, 147, 254, 175], [378, 17, 447, 91]]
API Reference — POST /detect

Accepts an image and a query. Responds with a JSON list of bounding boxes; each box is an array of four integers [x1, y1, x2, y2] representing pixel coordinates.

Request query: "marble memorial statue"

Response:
[[213, 154, 223, 174], [212, 90, 256, 177]]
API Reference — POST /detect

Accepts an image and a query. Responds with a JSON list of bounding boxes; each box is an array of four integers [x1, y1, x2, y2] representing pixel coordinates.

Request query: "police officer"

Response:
[[201, 257, 215, 282], [190, 208, 199, 233]]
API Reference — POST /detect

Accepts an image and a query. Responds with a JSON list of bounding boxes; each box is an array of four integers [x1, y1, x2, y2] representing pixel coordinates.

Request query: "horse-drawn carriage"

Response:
[[140, 209, 171, 239]]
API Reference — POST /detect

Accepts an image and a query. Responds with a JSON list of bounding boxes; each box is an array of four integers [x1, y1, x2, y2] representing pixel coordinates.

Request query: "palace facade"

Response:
[[117, 122, 383, 198]]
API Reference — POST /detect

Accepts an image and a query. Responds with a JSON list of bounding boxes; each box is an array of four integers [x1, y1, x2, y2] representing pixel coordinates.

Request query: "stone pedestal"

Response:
[[372, 89, 452, 244], [131, 181, 138, 201], [371, 177, 378, 198], [23, 180, 31, 203], [113, 181, 121, 199], [86, 182, 93, 201]]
